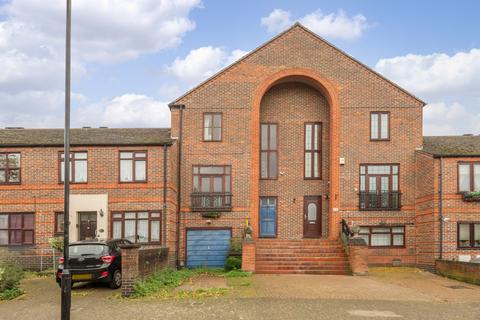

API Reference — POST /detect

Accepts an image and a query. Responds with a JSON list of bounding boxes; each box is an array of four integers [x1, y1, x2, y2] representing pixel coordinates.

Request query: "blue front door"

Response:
[[260, 197, 277, 237]]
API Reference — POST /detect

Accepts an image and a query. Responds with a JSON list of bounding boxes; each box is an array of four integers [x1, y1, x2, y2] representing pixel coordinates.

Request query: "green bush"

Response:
[[49, 237, 64, 252], [229, 239, 242, 256], [0, 263, 23, 300], [224, 256, 241, 272], [132, 269, 194, 297]]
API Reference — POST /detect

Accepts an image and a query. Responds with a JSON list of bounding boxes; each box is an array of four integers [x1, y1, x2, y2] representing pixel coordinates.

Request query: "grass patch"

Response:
[[131, 268, 251, 299], [224, 270, 251, 278], [0, 286, 23, 300]]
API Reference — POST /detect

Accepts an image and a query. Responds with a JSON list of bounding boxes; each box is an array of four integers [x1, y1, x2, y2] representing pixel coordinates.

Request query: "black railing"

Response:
[[191, 193, 232, 212], [359, 191, 401, 210], [341, 219, 354, 238]]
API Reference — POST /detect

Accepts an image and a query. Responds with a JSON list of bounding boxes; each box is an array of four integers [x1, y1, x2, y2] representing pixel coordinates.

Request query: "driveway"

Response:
[[1, 268, 480, 320]]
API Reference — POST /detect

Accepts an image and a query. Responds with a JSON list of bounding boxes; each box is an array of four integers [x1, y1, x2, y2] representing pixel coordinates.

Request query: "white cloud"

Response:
[[0, 0, 200, 128], [74, 94, 170, 128], [375, 49, 480, 98], [375, 48, 480, 135], [260, 8, 369, 40], [300, 10, 368, 40], [167, 46, 248, 85], [261, 9, 292, 33], [2, 0, 201, 63], [424, 102, 480, 136]]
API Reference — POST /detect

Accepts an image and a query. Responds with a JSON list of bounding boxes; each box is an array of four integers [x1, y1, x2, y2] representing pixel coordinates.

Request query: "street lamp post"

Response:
[[61, 0, 72, 319]]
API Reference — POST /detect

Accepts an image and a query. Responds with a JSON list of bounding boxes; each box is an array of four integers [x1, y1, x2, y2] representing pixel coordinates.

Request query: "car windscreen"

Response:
[[69, 244, 108, 256]]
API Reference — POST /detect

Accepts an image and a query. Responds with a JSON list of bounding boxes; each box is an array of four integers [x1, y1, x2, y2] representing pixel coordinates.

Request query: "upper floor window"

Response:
[[0, 153, 21, 184], [370, 112, 389, 141], [305, 123, 322, 179], [360, 164, 400, 210], [120, 151, 147, 182], [112, 211, 161, 243], [458, 222, 480, 248], [192, 165, 231, 211], [60, 152, 87, 183], [0, 213, 34, 245], [458, 162, 480, 193], [203, 113, 222, 141], [260, 123, 278, 179]]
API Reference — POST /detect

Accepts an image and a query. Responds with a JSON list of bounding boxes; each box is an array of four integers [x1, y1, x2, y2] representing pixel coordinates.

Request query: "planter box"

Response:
[[463, 194, 480, 202]]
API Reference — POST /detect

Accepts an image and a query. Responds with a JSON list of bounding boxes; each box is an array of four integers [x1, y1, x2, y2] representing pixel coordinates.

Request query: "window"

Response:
[[358, 226, 405, 247], [305, 123, 322, 179], [359, 164, 400, 210], [120, 151, 147, 182], [0, 213, 34, 245], [111, 212, 161, 243], [55, 212, 64, 234], [192, 165, 231, 210], [458, 222, 480, 248], [203, 113, 222, 141], [458, 162, 480, 193], [0, 153, 21, 184], [370, 112, 389, 140], [260, 123, 278, 179], [60, 152, 87, 183]]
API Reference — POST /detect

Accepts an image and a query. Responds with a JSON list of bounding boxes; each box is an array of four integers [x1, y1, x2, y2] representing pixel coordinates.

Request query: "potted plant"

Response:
[[463, 191, 480, 202], [201, 211, 221, 219]]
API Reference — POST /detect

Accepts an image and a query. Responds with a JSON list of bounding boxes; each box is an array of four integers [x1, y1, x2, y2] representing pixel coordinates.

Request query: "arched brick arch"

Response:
[[250, 68, 341, 240]]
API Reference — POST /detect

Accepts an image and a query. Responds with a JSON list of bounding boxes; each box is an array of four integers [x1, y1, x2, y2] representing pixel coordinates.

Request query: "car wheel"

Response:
[[109, 270, 122, 289]]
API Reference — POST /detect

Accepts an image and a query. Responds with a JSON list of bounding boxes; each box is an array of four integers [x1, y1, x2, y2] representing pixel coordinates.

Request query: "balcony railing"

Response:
[[191, 193, 232, 212], [359, 191, 401, 210]]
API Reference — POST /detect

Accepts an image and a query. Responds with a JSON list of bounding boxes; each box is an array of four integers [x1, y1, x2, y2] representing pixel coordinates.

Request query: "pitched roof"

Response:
[[0, 128, 173, 147], [422, 136, 480, 157], [170, 23, 426, 106]]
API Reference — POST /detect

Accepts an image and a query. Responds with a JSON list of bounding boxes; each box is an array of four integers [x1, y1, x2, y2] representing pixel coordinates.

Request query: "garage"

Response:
[[186, 229, 231, 268]]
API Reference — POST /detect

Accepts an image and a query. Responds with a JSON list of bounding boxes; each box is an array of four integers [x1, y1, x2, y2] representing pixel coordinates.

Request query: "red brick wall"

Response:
[[415, 151, 438, 269], [260, 82, 329, 238], [172, 25, 424, 266], [438, 157, 480, 262], [0, 144, 175, 269]]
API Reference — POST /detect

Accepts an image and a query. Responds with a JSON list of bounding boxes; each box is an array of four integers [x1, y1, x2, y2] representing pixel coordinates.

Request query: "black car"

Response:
[[56, 239, 132, 289]]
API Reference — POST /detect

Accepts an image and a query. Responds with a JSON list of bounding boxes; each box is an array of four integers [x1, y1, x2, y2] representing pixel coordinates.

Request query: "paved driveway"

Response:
[[1, 268, 479, 320]]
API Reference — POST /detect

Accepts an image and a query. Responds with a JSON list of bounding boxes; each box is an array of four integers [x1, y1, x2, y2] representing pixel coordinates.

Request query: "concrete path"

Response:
[[1, 269, 479, 320]]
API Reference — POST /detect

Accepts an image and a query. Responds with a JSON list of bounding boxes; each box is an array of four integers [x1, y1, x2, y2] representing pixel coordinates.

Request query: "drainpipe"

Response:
[[438, 156, 443, 260], [162, 144, 168, 247], [169, 104, 185, 268]]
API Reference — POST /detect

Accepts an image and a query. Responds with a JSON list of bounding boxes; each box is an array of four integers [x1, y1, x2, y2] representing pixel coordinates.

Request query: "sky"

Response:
[[0, 0, 479, 136]]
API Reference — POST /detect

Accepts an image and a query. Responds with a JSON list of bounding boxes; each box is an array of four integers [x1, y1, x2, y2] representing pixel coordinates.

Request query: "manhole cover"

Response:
[[445, 285, 471, 290]]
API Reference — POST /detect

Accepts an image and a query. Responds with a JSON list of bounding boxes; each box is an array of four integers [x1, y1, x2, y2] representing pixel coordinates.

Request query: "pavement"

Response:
[[1, 268, 479, 320]]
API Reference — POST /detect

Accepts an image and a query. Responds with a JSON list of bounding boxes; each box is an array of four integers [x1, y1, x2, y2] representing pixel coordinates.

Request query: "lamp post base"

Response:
[[61, 269, 72, 320]]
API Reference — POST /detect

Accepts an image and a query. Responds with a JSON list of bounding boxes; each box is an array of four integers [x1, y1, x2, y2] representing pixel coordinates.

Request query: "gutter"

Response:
[[438, 156, 444, 260], [170, 104, 185, 268]]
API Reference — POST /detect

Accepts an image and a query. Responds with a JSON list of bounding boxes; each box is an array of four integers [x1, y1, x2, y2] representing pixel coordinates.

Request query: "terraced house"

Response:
[[1, 24, 479, 273]]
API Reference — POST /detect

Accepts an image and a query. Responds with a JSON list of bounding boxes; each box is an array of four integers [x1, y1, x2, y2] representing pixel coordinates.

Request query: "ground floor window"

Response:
[[358, 226, 405, 247], [0, 213, 34, 245], [458, 222, 480, 248], [55, 212, 64, 234], [111, 211, 161, 243]]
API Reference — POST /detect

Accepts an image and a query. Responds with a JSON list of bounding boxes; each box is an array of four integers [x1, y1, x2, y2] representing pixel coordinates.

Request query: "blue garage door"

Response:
[[186, 229, 231, 268]]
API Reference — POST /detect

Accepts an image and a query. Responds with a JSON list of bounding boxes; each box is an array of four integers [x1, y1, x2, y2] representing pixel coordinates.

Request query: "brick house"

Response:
[[1, 23, 479, 273], [0, 128, 177, 269]]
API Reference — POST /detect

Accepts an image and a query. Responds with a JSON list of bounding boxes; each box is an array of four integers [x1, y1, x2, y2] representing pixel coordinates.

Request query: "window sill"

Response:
[[118, 181, 149, 185], [456, 247, 480, 250]]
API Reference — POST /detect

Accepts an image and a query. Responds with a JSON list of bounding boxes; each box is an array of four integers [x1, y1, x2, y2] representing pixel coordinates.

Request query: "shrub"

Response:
[[49, 237, 64, 252], [0, 263, 23, 300], [229, 239, 242, 256], [224, 256, 241, 272]]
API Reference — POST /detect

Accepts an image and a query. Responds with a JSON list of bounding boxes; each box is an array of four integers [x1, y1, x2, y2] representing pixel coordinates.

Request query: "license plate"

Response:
[[72, 274, 92, 280]]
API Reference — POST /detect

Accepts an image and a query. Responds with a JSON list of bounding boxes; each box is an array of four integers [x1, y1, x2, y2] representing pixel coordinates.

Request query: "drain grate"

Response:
[[445, 285, 472, 290]]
